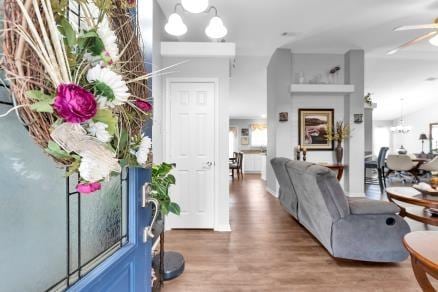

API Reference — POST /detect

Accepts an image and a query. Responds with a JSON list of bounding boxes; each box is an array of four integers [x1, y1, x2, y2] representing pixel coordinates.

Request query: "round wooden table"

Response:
[[386, 187, 438, 226], [403, 231, 438, 291]]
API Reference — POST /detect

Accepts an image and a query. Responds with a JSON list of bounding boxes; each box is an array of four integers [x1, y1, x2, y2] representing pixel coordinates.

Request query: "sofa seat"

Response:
[[348, 197, 400, 215]]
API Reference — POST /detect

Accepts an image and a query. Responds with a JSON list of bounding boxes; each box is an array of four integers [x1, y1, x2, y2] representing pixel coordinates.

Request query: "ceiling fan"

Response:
[[387, 18, 438, 55]]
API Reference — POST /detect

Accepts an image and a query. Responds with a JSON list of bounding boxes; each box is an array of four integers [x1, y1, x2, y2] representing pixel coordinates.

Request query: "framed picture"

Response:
[[241, 128, 249, 136], [241, 136, 249, 145], [298, 109, 334, 151], [279, 112, 288, 122]]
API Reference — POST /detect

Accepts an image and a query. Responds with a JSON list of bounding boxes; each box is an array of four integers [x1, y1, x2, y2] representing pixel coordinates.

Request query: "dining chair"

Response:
[[365, 147, 389, 189], [229, 152, 243, 180], [419, 157, 438, 172], [386, 154, 419, 183]]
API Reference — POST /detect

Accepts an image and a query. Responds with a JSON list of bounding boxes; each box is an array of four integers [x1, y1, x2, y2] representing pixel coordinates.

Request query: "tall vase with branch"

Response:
[[326, 121, 351, 164]]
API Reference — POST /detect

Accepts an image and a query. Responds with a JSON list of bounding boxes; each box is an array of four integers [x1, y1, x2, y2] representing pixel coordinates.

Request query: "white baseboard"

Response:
[[266, 187, 278, 198], [347, 192, 365, 197], [214, 223, 232, 232]]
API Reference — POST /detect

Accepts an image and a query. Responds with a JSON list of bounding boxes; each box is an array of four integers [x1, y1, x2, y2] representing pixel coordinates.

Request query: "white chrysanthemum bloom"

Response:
[[87, 64, 130, 108], [97, 17, 119, 64], [88, 121, 112, 143], [79, 152, 112, 182], [84, 3, 119, 65], [136, 136, 152, 165]]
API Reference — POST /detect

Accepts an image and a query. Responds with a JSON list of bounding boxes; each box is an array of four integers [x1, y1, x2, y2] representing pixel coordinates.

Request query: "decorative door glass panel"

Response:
[[0, 104, 67, 292], [0, 103, 129, 291]]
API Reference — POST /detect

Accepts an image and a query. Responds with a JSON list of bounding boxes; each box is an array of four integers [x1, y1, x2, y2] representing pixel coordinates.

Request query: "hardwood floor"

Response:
[[162, 174, 435, 291]]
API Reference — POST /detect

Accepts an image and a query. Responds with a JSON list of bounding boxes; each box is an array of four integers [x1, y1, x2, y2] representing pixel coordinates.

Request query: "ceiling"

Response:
[[157, 0, 438, 120]]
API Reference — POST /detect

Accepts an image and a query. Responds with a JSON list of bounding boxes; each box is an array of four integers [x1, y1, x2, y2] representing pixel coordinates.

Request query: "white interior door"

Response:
[[167, 81, 215, 229]]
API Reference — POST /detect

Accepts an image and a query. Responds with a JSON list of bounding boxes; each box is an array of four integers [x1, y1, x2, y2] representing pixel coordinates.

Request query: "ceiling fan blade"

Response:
[[394, 24, 438, 31], [387, 31, 438, 55]]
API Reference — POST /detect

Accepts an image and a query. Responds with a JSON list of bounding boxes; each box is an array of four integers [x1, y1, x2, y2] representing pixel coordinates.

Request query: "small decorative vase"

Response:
[[335, 142, 343, 164]]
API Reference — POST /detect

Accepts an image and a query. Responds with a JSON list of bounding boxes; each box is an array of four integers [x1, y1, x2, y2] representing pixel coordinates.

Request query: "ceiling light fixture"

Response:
[[164, 3, 228, 40], [181, 0, 209, 13], [205, 7, 228, 39], [165, 4, 187, 36], [390, 98, 412, 134], [429, 34, 438, 46]]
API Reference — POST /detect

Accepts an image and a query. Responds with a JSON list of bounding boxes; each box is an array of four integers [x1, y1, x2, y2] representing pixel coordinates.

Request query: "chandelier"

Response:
[[390, 98, 412, 134], [165, 0, 228, 39]]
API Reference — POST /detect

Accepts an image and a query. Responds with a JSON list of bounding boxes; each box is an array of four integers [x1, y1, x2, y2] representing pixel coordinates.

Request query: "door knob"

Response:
[[203, 161, 213, 169]]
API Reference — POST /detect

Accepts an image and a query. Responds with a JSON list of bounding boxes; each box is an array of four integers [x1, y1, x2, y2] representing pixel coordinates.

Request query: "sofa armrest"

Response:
[[347, 197, 400, 215]]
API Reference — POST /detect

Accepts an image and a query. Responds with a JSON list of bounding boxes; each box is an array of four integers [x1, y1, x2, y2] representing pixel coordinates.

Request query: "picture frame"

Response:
[[298, 109, 334, 151], [241, 136, 249, 145], [241, 128, 249, 136], [279, 112, 288, 122]]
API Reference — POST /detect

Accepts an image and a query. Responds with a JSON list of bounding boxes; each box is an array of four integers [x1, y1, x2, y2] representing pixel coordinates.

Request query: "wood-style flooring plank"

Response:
[[162, 174, 436, 291]]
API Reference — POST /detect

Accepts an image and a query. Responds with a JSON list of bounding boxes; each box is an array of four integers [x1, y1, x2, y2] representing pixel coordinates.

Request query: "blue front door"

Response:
[[68, 0, 155, 290], [69, 168, 153, 292]]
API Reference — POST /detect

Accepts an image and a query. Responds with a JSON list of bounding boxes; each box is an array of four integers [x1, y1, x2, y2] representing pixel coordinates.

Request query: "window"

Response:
[[251, 124, 267, 147], [373, 127, 390, 155]]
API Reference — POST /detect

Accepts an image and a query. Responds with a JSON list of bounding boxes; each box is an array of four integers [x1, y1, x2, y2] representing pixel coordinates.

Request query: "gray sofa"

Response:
[[271, 158, 410, 262]]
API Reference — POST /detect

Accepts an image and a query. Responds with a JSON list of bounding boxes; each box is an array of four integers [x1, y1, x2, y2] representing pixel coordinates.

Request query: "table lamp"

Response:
[[419, 133, 428, 154]]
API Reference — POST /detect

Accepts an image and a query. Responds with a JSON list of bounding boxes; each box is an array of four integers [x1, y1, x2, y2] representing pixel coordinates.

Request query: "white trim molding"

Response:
[[214, 224, 232, 232], [161, 42, 236, 58], [266, 186, 278, 198], [346, 192, 366, 197]]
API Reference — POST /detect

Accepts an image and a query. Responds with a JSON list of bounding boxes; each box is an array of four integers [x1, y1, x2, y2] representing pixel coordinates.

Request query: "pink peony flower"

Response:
[[134, 99, 152, 112], [54, 84, 97, 123], [76, 182, 102, 194]]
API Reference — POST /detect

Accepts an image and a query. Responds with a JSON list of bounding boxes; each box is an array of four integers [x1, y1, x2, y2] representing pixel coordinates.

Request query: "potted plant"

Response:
[[326, 121, 351, 164], [150, 163, 184, 286], [151, 162, 180, 217], [364, 93, 373, 107]]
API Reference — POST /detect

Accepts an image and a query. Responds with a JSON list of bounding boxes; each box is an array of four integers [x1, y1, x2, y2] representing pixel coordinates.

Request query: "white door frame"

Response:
[[164, 77, 220, 230]]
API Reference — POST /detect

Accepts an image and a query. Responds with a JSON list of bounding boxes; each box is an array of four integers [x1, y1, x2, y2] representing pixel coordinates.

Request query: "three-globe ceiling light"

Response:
[[181, 0, 209, 13], [165, 3, 228, 39]]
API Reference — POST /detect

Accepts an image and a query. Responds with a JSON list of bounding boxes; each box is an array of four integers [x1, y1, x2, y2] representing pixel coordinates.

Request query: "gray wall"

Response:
[[364, 107, 373, 154], [344, 50, 365, 196], [266, 49, 365, 196], [266, 49, 292, 194]]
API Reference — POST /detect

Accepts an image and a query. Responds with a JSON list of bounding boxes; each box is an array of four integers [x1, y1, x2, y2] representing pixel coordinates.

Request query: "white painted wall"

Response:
[[152, 0, 165, 163], [390, 105, 438, 154], [229, 56, 268, 119], [161, 57, 231, 232]]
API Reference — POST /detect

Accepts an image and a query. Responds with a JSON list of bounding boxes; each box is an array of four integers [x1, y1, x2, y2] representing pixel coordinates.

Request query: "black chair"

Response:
[[229, 152, 243, 179], [365, 147, 389, 190]]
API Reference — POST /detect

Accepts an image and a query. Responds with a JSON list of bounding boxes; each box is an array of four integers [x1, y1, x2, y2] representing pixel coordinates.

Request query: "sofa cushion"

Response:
[[285, 161, 335, 252], [271, 158, 298, 217], [309, 165, 350, 219], [348, 197, 400, 215]]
